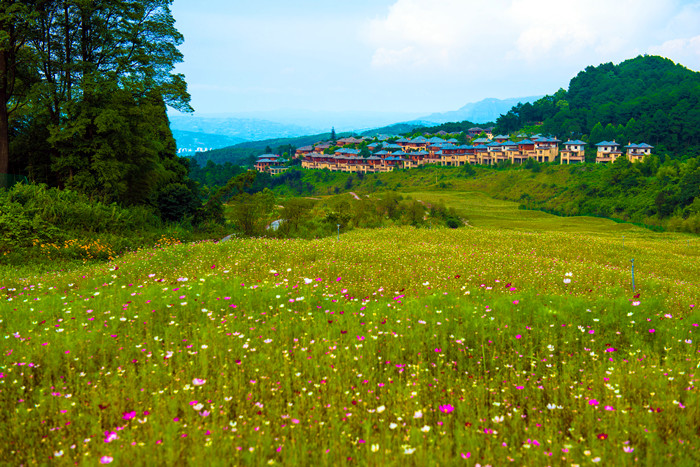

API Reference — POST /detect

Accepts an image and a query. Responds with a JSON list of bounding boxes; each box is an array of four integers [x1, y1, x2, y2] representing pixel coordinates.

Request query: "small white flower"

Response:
[[421, 425, 431, 432], [413, 410, 423, 419], [371, 444, 379, 452], [389, 423, 398, 429], [376, 405, 385, 413]]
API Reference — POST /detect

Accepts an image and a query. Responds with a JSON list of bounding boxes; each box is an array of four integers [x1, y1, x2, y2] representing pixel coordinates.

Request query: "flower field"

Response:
[[1, 226, 698, 465]]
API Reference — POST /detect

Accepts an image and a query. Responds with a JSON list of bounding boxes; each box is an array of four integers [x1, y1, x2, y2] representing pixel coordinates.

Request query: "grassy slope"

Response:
[[284, 164, 687, 230], [1, 191, 698, 465]]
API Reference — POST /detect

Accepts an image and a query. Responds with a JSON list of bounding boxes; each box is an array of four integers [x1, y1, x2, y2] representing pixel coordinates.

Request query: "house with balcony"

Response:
[[560, 140, 586, 164], [255, 154, 285, 172], [595, 141, 622, 163], [624, 143, 653, 163]]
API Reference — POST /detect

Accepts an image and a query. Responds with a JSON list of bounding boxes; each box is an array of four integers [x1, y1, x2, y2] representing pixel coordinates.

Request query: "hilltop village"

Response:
[[254, 127, 654, 174]]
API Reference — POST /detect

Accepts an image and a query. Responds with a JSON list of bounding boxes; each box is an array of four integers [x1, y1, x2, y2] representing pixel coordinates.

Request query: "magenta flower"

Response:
[[104, 431, 118, 443], [192, 378, 206, 386], [589, 399, 599, 406], [649, 329, 655, 333], [100, 456, 113, 464], [122, 411, 136, 420], [438, 404, 454, 414]]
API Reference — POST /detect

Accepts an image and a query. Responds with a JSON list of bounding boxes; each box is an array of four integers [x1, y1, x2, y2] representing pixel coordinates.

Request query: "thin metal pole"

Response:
[[630, 258, 635, 292]]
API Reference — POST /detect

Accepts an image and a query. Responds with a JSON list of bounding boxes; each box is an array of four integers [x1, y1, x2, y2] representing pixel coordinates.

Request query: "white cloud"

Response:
[[366, 0, 689, 72], [649, 35, 700, 70]]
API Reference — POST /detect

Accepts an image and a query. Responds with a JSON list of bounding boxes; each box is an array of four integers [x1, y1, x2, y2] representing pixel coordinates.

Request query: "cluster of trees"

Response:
[[273, 192, 462, 239], [509, 156, 700, 232], [495, 56, 700, 156], [1, 0, 201, 221]]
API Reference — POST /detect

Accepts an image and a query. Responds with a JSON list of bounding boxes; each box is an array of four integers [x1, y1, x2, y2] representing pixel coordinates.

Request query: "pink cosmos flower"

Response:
[[589, 399, 599, 406], [122, 411, 136, 420], [100, 456, 113, 464], [192, 378, 206, 386], [438, 404, 454, 414]]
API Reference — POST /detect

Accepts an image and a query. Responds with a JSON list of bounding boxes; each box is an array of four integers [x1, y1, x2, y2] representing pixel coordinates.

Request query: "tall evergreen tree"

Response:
[[6, 0, 191, 204]]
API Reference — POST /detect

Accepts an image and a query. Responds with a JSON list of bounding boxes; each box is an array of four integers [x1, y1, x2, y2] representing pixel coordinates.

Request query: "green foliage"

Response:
[[0, 182, 165, 261], [227, 188, 276, 237], [495, 56, 700, 155], [4, 0, 192, 211]]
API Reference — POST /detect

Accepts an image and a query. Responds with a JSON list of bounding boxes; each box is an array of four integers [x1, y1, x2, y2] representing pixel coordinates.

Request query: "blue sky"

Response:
[[171, 0, 700, 115]]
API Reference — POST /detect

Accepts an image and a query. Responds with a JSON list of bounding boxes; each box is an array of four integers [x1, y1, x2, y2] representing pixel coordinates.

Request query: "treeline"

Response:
[[1, 1, 210, 223], [495, 55, 700, 156], [515, 157, 700, 232], [225, 190, 463, 240]]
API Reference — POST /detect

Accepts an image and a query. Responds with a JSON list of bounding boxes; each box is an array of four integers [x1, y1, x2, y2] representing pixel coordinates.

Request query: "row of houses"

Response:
[[294, 136, 654, 174], [255, 134, 654, 174]]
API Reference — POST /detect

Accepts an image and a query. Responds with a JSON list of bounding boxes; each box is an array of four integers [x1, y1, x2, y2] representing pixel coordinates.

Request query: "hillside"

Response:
[[192, 132, 338, 165], [495, 55, 700, 155]]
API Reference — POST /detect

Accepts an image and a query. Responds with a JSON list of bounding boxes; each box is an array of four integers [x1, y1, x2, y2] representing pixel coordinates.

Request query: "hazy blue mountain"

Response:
[[419, 96, 543, 124], [169, 116, 320, 144], [172, 130, 247, 155]]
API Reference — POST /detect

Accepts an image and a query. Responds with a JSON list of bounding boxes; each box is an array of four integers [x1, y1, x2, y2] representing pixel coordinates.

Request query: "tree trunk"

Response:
[[0, 50, 9, 178]]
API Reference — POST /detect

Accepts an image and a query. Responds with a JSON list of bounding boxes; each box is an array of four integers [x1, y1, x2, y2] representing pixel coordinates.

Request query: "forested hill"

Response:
[[495, 55, 700, 156]]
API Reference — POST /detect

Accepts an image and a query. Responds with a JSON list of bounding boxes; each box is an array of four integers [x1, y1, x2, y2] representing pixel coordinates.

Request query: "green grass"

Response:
[[1, 194, 698, 465]]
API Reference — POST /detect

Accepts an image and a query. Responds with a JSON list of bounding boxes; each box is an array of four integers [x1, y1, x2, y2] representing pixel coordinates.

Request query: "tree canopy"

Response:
[[1, 0, 193, 213], [495, 55, 700, 156]]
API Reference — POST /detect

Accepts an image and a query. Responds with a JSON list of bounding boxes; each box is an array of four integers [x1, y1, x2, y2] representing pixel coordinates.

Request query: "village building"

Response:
[[560, 140, 586, 164], [296, 145, 314, 156], [595, 141, 622, 163], [624, 143, 654, 163], [336, 136, 363, 146], [254, 154, 286, 172]]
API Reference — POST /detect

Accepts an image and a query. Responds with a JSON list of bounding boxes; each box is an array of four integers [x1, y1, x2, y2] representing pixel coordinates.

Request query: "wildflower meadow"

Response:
[[1, 225, 698, 465]]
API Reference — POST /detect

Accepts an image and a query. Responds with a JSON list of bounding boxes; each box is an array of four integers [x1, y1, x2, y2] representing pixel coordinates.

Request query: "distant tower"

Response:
[[331, 127, 336, 143]]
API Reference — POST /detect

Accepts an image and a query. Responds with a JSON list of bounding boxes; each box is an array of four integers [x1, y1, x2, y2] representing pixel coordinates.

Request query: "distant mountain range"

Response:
[[169, 96, 541, 153], [417, 96, 543, 124]]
